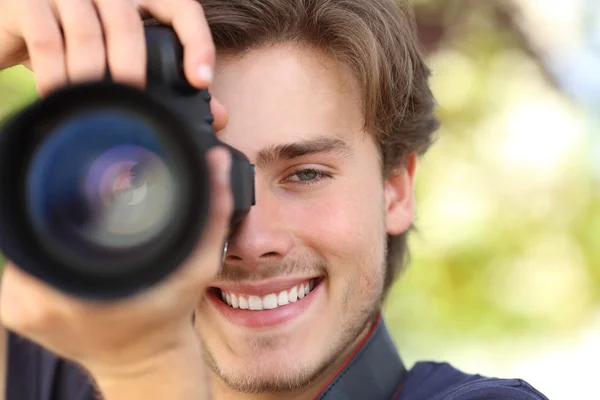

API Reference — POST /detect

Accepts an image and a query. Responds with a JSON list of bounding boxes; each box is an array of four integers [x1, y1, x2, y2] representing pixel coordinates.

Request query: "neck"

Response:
[[209, 317, 378, 400]]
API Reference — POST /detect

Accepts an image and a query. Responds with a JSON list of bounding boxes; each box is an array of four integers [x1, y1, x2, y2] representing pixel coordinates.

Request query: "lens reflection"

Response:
[[82, 144, 175, 248]]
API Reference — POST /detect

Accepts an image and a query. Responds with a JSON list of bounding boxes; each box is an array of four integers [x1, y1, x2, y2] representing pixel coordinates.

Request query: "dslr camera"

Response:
[[0, 25, 255, 300]]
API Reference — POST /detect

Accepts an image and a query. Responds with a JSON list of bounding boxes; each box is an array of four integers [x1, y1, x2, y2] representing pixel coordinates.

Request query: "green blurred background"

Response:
[[0, 1, 598, 398]]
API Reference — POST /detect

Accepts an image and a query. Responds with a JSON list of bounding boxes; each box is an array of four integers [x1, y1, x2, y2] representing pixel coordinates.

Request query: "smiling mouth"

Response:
[[211, 278, 323, 311]]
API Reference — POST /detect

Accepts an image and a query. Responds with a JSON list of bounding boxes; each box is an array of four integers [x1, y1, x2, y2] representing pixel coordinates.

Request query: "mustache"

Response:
[[217, 253, 327, 282]]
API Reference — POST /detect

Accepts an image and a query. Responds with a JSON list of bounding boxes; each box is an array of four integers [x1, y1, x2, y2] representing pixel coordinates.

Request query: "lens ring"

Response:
[[25, 107, 186, 277]]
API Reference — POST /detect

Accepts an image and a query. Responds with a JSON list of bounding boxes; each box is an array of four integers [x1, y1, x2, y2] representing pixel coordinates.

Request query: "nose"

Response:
[[224, 192, 294, 267]]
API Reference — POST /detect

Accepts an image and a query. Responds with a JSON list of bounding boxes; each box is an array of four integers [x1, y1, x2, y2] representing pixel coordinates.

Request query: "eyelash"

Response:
[[284, 168, 333, 186]]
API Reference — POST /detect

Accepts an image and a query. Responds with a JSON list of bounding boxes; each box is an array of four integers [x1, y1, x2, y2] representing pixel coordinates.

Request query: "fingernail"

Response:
[[218, 153, 231, 184], [197, 64, 213, 84]]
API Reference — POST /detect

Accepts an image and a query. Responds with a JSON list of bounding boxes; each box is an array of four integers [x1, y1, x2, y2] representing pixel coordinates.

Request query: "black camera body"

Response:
[[0, 26, 255, 300]]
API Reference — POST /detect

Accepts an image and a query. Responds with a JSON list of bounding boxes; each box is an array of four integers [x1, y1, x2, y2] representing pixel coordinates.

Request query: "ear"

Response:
[[384, 153, 417, 235]]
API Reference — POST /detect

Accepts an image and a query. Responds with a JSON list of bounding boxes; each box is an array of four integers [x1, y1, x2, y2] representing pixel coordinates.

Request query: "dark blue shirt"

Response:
[[6, 316, 549, 400]]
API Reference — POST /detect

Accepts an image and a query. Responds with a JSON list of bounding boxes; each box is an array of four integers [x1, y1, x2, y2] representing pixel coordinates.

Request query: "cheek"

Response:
[[298, 191, 386, 314], [284, 188, 386, 269]]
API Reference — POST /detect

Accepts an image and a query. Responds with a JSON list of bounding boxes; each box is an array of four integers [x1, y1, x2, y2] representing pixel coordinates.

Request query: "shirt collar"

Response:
[[313, 314, 407, 400]]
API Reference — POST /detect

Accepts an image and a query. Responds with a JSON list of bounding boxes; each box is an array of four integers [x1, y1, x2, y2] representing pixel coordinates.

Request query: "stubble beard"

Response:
[[200, 264, 385, 395]]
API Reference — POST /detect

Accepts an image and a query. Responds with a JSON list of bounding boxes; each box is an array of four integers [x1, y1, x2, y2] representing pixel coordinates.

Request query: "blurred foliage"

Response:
[[383, 0, 600, 356], [0, 0, 598, 368], [0, 67, 37, 122]]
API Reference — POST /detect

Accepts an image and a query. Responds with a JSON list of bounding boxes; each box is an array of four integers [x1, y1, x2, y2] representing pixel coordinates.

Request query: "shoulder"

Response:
[[397, 361, 549, 400]]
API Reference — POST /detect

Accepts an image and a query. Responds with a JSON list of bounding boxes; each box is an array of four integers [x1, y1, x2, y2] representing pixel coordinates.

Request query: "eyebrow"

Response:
[[254, 136, 353, 169]]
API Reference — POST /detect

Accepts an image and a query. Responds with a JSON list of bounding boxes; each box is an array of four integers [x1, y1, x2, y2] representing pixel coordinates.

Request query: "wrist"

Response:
[[87, 331, 211, 400]]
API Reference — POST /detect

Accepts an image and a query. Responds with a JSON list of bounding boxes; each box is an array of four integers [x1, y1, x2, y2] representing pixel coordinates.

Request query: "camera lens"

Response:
[[25, 109, 183, 275], [0, 79, 219, 299]]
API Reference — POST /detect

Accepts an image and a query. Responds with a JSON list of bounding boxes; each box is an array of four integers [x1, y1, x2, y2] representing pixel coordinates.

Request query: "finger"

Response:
[[20, 0, 67, 96], [136, 0, 215, 88], [95, 0, 146, 87], [55, 0, 106, 83], [198, 147, 233, 256], [210, 95, 228, 132]]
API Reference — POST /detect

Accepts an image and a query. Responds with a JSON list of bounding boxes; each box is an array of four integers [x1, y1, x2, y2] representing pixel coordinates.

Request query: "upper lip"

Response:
[[211, 276, 320, 296]]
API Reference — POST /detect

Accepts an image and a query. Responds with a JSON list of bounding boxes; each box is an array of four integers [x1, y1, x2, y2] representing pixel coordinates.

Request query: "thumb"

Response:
[[188, 146, 233, 273], [202, 146, 233, 248]]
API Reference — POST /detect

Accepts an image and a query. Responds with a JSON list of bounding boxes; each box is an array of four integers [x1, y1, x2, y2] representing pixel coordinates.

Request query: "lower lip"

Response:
[[207, 281, 323, 329]]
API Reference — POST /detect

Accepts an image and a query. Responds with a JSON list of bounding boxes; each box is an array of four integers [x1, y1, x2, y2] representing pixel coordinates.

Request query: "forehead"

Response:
[[211, 43, 367, 157]]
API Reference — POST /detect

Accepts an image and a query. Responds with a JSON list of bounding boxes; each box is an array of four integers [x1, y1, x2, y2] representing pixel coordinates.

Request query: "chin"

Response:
[[207, 304, 326, 363], [204, 330, 329, 393]]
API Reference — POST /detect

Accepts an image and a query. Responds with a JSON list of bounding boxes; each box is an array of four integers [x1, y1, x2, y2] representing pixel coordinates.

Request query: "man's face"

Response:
[[194, 44, 413, 394]]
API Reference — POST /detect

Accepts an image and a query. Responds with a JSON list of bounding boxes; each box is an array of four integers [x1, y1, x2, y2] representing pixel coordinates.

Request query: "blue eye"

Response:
[[295, 169, 318, 181], [286, 168, 333, 186]]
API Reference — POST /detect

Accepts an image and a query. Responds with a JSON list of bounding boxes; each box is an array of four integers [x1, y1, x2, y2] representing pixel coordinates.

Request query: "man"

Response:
[[0, 0, 549, 399]]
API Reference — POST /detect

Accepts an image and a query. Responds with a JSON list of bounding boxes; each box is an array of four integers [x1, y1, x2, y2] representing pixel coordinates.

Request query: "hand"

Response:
[[0, 146, 233, 379], [0, 0, 228, 129]]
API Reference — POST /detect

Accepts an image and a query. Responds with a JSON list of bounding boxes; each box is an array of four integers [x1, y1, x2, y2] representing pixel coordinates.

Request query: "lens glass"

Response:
[[82, 144, 175, 248], [26, 109, 181, 253]]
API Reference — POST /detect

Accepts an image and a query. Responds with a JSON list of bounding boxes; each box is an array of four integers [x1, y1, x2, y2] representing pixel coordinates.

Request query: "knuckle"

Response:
[[170, 0, 203, 15], [220, 190, 235, 220], [174, 1, 211, 35], [119, 14, 143, 37], [105, 0, 140, 23], [96, 0, 142, 36], [213, 196, 232, 225], [68, 26, 103, 48], [27, 33, 63, 55], [184, 0, 206, 18]]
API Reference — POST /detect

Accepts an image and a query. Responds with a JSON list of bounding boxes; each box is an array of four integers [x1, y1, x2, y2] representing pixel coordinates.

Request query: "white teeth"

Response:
[[263, 294, 278, 309], [277, 290, 289, 306], [219, 279, 317, 311], [248, 296, 263, 310], [239, 296, 248, 309], [297, 284, 305, 299], [289, 286, 298, 302]]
